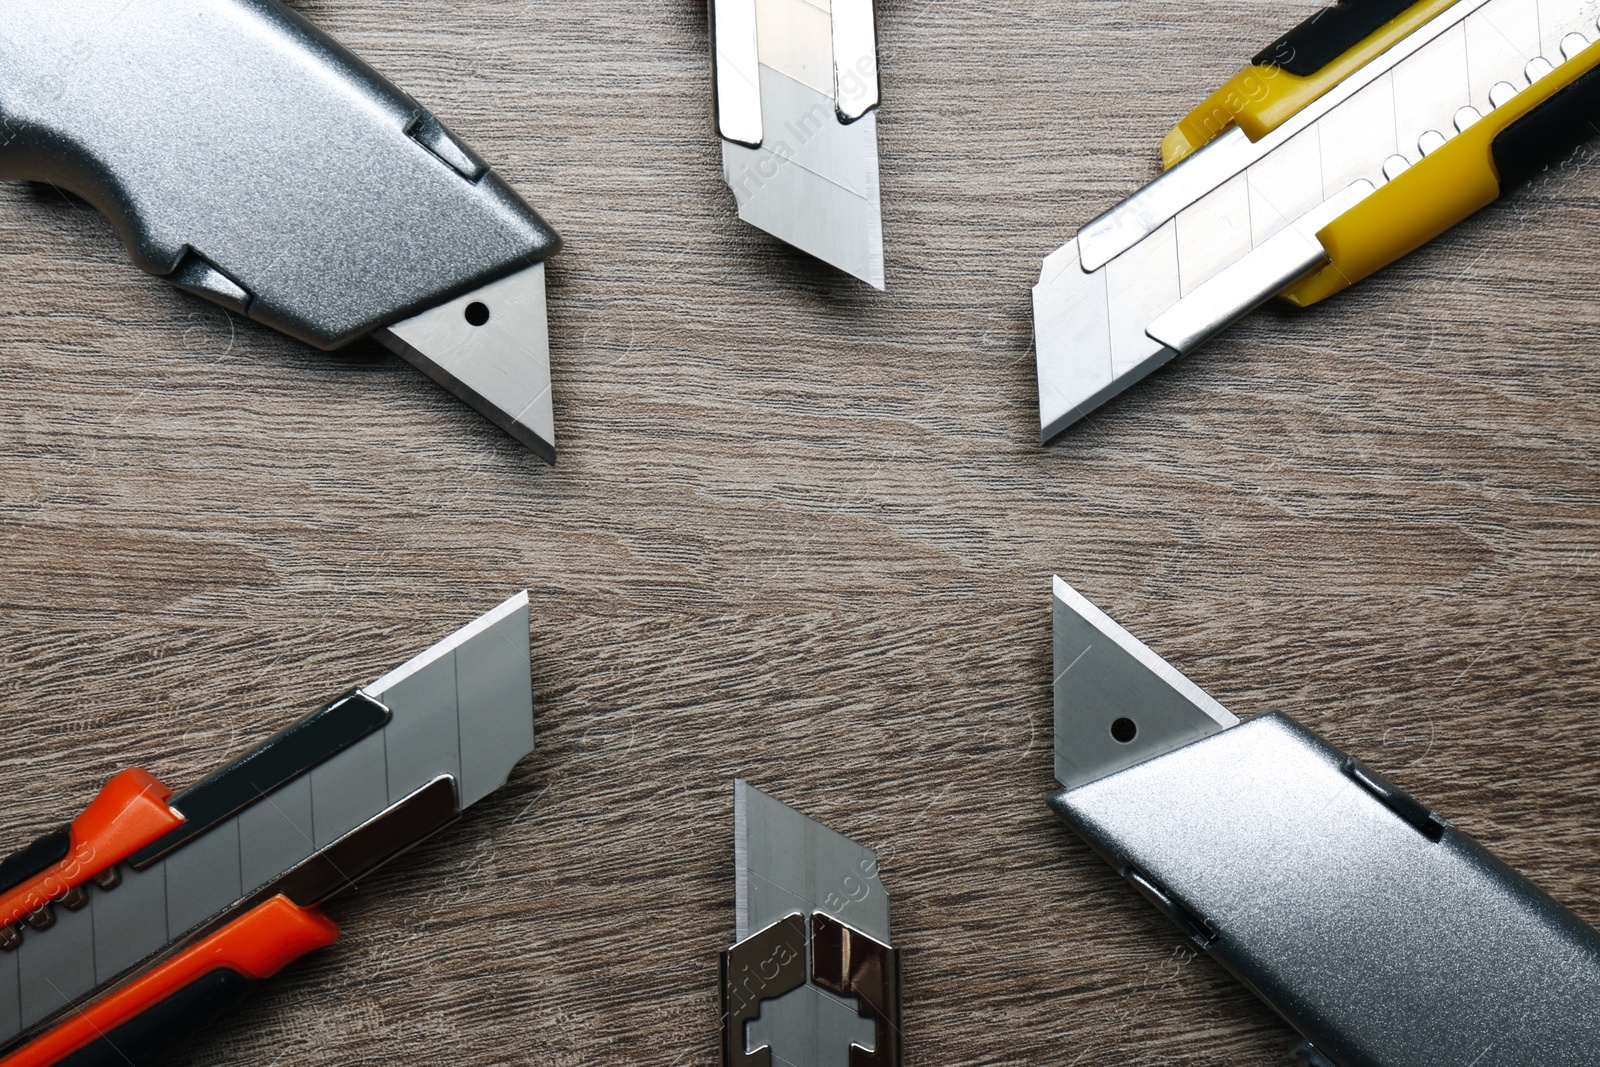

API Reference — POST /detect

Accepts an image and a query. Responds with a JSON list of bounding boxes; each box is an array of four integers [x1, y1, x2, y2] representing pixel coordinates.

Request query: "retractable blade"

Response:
[[709, 0, 886, 288], [1046, 577, 1600, 1066], [0, 0, 563, 461], [1034, 0, 1600, 441], [723, 780, 900, 1067], [1050, 575, 1237, 790], [0, 592, 536, 1067]]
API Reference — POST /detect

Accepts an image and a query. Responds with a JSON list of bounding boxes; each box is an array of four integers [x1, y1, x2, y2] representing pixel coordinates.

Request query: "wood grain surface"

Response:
[[2, 1, 1598, 1064]]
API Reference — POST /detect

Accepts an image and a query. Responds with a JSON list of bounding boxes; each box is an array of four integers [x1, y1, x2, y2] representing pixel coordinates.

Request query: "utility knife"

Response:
[[0, 0, 563, 462], [707, 0, 886, 288], [721, 780, 901, 1067], [1034, 0, 1600, 441], [1046, 576, 1600, 1067], [0, 591, 536, 1067]]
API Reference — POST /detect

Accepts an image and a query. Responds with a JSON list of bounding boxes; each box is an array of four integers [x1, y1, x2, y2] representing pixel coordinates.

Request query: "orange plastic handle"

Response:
[[0, 894, 338, 1067], [0, 769, 182, 928]]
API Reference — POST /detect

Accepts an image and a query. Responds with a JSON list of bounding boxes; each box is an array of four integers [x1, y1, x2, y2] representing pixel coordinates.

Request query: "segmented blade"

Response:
[[713, 0, 885, 289], [723, 67, 885, 289]]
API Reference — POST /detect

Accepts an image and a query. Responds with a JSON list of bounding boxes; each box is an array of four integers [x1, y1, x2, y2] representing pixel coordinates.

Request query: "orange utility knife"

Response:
[[0, 593, 535, 1067]]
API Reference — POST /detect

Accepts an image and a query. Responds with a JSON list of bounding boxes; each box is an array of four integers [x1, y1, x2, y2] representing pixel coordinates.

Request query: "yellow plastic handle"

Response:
[[1281, 36, 1600, 307], [1162, 0, 1459, 167]]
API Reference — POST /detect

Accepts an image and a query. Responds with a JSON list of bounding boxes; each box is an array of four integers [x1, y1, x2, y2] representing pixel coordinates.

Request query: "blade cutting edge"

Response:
[[368, 590, 530, 697], [733, 779, 888, 944]]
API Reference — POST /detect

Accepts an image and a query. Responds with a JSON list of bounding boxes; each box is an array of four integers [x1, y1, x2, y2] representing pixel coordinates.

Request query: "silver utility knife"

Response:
[[1048, 577, 1600, 1067], [0, 0, 563, 461]]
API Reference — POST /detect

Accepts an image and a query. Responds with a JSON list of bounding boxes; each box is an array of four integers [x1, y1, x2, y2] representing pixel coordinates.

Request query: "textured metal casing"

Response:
[[0, 0, 560, 348], [1052, 713, 1600, 1067]]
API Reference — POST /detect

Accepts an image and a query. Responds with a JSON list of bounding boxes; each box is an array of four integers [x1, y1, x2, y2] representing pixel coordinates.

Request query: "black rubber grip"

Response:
[[128, 689, 390, 869], [55, 968, 256, 1067], [1492, 61, 1600, 188], [1255, 0, 1421, 77], [0, 827, 70, 896]]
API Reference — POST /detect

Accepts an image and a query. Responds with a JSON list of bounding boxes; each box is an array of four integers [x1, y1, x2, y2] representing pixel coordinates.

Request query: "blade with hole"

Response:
[[1052, 576, 1236, 790]]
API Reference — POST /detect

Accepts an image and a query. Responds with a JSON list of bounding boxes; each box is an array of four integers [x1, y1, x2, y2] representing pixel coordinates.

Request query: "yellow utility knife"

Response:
[[1034, 0, 1600, 441]]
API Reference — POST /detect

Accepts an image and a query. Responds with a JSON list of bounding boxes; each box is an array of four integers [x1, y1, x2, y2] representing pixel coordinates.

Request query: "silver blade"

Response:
[[1035, 0, 1597, 440], [377, 264, 556, 463], [0, 592, 534, 1051], [1052, 576, 1236, 790], [364, 589, 535, 811], [733, 780, 884, 1067], [723, 69, 885, 288], [717, 0, 885, 289], [733, 780, 888, 942]]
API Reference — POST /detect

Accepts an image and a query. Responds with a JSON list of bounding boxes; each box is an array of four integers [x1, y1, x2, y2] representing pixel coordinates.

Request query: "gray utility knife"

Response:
[[707, 0, 885, 288], [722, 780, 901, 1067], [0, 592, 535, 1067], [0, 0, 563, 462], [1047, 576, 1600, 1067]]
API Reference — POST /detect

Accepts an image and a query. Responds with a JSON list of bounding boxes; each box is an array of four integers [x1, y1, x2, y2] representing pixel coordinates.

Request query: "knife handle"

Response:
[[1281, 35, 1600, 307], [0, 894, 338, 1067], [1161, 0, 1453, 166], [0, 770, 180, 941]]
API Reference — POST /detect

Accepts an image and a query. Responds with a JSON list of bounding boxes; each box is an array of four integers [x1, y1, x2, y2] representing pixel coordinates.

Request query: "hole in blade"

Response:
[[464, 301, 490, 327], [1110, 717, 1138, 744]]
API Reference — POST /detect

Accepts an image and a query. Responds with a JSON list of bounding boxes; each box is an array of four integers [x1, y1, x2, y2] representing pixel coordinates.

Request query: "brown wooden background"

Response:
[[1, 1, 1598, 1063]]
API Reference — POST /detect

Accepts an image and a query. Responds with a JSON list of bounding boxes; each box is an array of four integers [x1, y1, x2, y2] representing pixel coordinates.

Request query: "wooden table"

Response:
[[1, 1, 1597, 1063]]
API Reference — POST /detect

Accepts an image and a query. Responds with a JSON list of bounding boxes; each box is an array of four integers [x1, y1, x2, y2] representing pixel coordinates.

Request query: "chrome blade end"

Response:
[[365, 591, 534, 809], [1034, 240, 1174, 442], [729, 784, 890, 1067], [732, 779, 888, 944]]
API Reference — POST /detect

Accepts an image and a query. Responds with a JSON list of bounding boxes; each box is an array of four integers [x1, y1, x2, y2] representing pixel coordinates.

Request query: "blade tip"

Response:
[[515, 427, 557, 465]]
